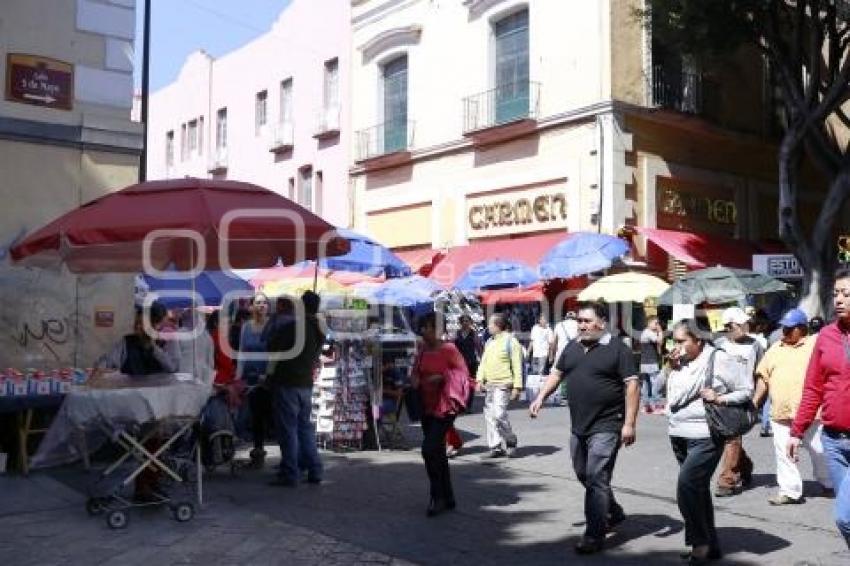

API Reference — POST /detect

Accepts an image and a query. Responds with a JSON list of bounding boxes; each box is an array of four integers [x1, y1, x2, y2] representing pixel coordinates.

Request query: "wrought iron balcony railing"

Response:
[[314, 106, 341, 139], [207, 147, 228, 173], [269, 121, 294, 153], [355, 118, 415, 162], [463, 81, 541, 134], [651, 65, 703, 115]]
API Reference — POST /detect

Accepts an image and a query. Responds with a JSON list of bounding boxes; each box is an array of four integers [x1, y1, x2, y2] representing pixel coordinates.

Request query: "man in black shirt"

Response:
[[267, 291, 325, 486], [530, 301, 640, 555]]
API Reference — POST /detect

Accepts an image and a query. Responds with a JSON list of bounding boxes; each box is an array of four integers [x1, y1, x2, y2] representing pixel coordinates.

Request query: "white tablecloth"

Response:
[[32, 374, 210, 469]]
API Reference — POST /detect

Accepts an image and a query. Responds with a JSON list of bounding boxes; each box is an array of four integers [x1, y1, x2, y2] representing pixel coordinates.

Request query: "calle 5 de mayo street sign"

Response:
[[5, 53, 73, 111]]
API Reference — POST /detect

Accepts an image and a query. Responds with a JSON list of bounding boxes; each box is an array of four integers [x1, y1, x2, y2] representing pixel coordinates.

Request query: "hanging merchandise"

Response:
[[313, 336, 372, 450], [312, 300, 418, 451], [434, 290, 484, 338]]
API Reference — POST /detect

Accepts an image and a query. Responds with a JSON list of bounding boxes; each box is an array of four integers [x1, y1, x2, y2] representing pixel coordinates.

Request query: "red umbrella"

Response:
[[249, 263, 384, 289], [10, 178, 348, 273]]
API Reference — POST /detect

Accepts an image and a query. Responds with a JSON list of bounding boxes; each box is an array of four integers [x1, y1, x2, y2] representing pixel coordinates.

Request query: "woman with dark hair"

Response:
[[237, 293, 272, 467], [207, 310, 236, 387], [411, 312, 470, 516], [665, 319, 752, 563]]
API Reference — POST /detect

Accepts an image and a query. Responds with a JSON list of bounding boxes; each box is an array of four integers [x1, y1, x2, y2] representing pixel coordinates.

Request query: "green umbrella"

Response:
[[658, 266, 790, 306]]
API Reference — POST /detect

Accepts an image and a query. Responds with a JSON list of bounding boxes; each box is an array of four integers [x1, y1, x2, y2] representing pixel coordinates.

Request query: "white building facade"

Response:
[[350, 0, 637, 258], [147, 0, 352, 228]]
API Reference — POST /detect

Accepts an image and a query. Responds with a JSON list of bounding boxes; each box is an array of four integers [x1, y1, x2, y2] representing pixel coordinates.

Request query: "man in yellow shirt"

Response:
[[754, 308, 833, 505], [476, 313, 524, 458]]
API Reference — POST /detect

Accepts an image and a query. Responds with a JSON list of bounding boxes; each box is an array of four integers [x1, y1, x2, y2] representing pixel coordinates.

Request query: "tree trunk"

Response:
[[801, 168, 850, 316], [797, 255, 831, 317]]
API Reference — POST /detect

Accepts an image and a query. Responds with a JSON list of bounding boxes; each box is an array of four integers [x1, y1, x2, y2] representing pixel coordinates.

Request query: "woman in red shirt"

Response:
[[411, 312, 470, 517], [789, 269, 850, 548]]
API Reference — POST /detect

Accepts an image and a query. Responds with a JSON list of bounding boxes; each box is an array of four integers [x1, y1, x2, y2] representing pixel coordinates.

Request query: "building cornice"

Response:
[[351, 100, 619, 177], [358, 24, 423, 63], [0, 116, 143, 155], [463, 0, 523, 20], [353, 0, 422, 29]]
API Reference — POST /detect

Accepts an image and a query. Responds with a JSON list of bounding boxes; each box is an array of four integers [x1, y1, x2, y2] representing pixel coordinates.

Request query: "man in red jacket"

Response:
[[788, 270, 850, 549]]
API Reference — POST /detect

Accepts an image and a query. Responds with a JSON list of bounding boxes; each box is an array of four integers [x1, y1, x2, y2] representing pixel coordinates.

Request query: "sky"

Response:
[[134, 0, 292, 92]]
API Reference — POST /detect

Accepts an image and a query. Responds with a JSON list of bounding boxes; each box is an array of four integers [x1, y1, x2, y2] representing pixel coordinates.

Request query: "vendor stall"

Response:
[[33, 372, 209, 528], [7, 178, 349, 529], [314, 299, 417, 451]]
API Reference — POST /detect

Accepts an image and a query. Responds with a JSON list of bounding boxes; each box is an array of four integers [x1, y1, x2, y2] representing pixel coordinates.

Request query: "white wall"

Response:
[[147, 0, 352, 228], [351, 0, 610, 152], [350, 0, 614, 248]]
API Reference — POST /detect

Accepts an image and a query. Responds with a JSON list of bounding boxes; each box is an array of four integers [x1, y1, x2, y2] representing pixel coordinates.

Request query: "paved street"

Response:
[[2, 403, 848, 565]]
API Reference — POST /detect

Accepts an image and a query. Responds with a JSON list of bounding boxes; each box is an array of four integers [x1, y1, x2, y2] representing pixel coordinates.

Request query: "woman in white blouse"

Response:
[[665, 319, 753, 564]]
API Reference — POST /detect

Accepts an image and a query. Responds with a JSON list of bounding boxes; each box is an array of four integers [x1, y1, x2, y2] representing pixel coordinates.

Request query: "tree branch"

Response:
[[806, 0, 824, 107]]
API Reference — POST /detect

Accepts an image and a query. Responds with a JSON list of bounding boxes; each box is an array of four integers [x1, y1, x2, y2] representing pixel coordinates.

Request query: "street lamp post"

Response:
[[139, 0, 151, 182]]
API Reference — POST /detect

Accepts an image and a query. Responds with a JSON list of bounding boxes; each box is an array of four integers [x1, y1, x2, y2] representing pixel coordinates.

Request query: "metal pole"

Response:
[[139, 0, 151, 182]]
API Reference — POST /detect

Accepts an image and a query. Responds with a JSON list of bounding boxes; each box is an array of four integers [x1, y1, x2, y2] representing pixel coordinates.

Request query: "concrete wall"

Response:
[[0, 0, 140, 368], [147, 0, 352, 228]]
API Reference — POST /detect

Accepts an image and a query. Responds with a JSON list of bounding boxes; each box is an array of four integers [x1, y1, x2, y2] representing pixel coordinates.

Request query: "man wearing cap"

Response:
[[714, 307, 762, 497], [753, 309, 833, 504]]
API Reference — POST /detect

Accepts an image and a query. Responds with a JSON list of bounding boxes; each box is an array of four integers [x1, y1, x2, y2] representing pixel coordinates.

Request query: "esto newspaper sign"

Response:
[[752, 254, 803, 279]]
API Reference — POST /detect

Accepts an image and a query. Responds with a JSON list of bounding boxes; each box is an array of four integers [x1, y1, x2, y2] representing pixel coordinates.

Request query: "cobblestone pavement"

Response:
[[0, 474, 414, 566], [2, 403, 850, 565]]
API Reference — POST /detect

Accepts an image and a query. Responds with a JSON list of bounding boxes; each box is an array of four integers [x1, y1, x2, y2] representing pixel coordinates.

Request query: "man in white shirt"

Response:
[[552, 312, 579, 363], [529, 315, 554, 375], [551, 311, 579, 404]]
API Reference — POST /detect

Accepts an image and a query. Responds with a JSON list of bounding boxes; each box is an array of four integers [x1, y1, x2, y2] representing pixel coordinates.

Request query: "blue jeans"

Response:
[[272, 387, 323, 483], [640, 371, 661, 406], [761, 399, 772, 433], [820, 429, 850, 549]]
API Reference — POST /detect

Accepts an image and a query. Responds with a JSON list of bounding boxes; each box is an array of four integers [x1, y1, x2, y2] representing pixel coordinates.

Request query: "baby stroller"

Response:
[[85, 418, 201, 530], [198, 391, 238, 474]]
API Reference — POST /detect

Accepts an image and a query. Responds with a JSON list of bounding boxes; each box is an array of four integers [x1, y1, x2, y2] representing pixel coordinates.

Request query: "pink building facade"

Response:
[[146, 0, 351, 228]]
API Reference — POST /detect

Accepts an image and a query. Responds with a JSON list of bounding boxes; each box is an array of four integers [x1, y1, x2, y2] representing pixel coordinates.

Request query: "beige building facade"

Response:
[[0, 0, 141, 368], [349, 0, 837, 280]]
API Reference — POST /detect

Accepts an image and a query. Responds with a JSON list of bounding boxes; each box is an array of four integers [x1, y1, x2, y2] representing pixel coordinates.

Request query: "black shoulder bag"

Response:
[[703, 349, 759, 439]]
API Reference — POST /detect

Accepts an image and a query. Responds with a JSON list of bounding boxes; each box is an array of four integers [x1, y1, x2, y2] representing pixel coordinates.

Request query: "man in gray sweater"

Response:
[[713, 307, 763, 497]]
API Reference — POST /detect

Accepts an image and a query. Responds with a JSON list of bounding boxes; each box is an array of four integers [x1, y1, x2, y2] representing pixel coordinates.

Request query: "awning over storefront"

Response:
[[428, 232, 567, 287], [394, 248, 444, 276], [479, 283, 545, 305], [637, 227, 769, 270]]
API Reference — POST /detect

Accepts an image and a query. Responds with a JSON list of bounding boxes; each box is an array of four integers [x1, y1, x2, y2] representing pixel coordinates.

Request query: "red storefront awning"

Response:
[[479, 283, 545, 305], [637, 227, 762, 269], [394, 248, 443, 276], [428, 232, 568, 287]]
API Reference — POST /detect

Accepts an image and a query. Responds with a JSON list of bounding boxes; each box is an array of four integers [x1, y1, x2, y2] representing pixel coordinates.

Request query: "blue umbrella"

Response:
[[538, 232, 629, 279], [353, 275, 440, 307], [319, 228, 412, 278], [381, 275, 443, 295], [455, 260, 540, 291], [141, 270, 253, 308]]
